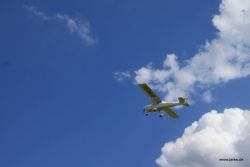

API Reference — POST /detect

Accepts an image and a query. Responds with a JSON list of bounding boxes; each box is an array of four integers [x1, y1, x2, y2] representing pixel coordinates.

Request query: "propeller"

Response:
[[143, 108, 149, 116]]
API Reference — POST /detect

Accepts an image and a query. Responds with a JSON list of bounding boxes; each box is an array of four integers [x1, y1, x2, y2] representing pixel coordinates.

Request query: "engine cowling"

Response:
[[152, 108, 158, 111]]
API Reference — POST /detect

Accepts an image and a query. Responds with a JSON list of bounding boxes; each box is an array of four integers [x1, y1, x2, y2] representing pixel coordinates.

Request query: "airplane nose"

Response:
[[143, 108, 149, 116]]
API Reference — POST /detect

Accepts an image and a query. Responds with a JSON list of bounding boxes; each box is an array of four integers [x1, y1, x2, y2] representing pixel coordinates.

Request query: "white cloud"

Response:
[[156, 108, 250, 167], [134, 0, 250, 102], [55, 14, 96, 45], [114, 71, 131, 82], [24, 5, 50, 20], [202, 90, 213, 103], [24, 5, 96, 45]]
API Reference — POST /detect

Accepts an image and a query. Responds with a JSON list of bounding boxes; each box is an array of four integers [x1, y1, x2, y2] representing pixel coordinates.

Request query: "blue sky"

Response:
[[1, 0, 250, 166]]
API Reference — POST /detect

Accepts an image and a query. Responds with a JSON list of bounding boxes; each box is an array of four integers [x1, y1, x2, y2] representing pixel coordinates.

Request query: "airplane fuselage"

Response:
[[144, 102, 181, 112]]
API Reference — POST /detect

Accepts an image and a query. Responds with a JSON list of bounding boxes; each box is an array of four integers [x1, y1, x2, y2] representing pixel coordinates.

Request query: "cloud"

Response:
[[54, 14, 96, 45], [202, 90, 213, 103], [134, 0, 250, 102], [24, 5, 96, 45], [114, 71, 131, 82], [24, 5, 50, 20], [156, 108, 250, 167]]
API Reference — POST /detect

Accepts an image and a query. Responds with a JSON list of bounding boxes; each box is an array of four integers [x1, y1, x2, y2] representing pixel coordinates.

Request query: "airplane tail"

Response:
[[178, 97, 189, 106]]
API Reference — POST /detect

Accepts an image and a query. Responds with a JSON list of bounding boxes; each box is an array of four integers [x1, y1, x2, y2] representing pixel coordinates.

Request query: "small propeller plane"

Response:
[[138, 83, 189, 118]]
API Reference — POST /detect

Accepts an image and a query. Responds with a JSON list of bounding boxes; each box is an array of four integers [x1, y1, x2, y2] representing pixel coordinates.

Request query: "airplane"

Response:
[[138, 83, 189, 118]]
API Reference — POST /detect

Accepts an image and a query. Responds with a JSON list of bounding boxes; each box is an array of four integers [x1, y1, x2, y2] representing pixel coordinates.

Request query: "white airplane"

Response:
[[138, 83, 189, 118]]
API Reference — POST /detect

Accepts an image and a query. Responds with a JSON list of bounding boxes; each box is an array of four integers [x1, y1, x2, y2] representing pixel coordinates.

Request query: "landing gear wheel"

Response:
[[159, 114, 164, 118]]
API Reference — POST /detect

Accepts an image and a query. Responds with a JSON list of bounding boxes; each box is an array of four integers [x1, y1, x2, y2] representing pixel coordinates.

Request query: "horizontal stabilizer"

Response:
[[178, 97, 189, 106]]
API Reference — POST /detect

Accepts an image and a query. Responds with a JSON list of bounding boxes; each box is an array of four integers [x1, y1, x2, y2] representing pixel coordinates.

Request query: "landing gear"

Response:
[[159, 114, 164, 118]]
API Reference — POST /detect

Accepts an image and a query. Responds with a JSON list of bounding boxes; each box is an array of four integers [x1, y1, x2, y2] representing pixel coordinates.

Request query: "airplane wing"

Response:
[[137, 83, 161, 104], [163, 107, 179, 118]]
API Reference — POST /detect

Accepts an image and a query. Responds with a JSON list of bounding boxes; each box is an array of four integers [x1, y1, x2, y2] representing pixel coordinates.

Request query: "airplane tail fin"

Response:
[[178, 97, 189, 106]]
